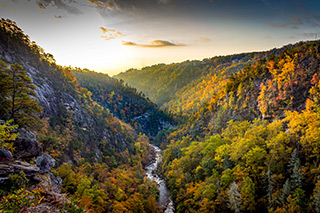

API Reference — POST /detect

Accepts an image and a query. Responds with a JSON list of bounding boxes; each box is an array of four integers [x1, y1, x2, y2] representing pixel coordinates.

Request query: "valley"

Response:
[[145, 145, 174, 213], [1, 17, 320, 213]]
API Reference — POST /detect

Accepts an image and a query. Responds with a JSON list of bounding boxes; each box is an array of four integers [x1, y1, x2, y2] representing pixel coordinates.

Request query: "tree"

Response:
[[289, 149, 302, 190], [257, 82, 268, 118], [0, 120, 18, 151], [313, 179, 320, 212], [0, 62, 42, 127], [0, 61, 10, 118], [241, 177, 256, 211]]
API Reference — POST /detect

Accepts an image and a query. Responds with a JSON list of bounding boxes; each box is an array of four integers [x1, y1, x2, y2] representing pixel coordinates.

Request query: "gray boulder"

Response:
[[36, 154, 55, 173], [14, 128, 43, 159], [0, 148, 13, 161], [0, 161, 40, 177]]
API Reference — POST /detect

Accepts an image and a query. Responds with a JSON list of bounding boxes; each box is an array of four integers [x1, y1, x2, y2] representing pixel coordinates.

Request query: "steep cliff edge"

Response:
[[0, 18, 161, 212], [0, 18, 133, 163]]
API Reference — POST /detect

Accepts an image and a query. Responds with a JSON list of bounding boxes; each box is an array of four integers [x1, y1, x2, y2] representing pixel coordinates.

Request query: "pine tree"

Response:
[[0, 61, 41, 127], [313, 179, 320, 212], [0, 61, 10, 118], [281, 179, 291, 205], [266, 165, 274, 210], [289, 149, 302, 190]]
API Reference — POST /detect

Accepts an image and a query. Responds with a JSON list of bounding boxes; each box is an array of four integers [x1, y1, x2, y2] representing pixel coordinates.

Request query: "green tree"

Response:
[[0, 61, 10, 118], [0, 119, 18, 151], [0, 62, 41, 127], [241, 177, 256, 211]]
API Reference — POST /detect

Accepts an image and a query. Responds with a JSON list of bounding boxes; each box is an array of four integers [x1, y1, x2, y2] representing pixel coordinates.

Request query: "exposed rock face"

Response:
[[34, 173, 62, 194], [36, 154, 56, 173], [14, 128, 43, 159], [0, 148, 13, 160], [0, 161, 40, 177], [0, 34, 132, 162], [48, 173, 62, 194], [133, 111, 173, 136]]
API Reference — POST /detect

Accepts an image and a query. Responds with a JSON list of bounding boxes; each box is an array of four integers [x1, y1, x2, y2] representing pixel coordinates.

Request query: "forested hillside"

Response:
[[72, 68, 174, 137], [115, 46, 292, 115], [0, 19, 160, 212], [160, 40, 320, 212]]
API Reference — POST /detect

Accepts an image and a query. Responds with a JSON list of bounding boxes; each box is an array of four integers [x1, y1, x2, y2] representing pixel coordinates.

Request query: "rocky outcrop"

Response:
[[48, 173, 62, 194], [27, 192, 70, 213], [34, 173, 62, 194], [0, 161, 40, 177], [13, 128, 43, 159], [0, 148, 13, 161], [133, 111, 174, 137], [36, 154, 56, 173]]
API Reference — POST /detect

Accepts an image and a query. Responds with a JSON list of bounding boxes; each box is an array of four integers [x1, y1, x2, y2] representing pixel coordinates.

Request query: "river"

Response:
[[145, 144, 175, 213]]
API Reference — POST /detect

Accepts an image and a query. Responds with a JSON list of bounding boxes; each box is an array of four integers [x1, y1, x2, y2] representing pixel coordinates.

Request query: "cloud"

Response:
[[88, 0, 117, 10], [122, 41, 137, 46], [87, 0, 173, 13], [267, 22, 287, 28], [267, 22, 299, 30], [294, 8, 320, 28], [291, 16, 302, 24], [122, 40, 184, 48], [150, 40, 177, 46], [36, 0, 82, 15], [99, 27, 126, 40]]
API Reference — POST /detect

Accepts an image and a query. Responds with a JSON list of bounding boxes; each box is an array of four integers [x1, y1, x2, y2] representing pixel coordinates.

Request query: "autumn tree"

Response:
[[0, 120, 18, 151]]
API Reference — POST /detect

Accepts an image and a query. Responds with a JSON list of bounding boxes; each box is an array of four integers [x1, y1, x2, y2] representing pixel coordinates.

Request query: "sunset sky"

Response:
[[0, 0, 320, 75]]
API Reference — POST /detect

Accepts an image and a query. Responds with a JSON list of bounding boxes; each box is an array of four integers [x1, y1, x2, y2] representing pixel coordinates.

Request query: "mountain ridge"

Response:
[[115, 42, 300, 115]]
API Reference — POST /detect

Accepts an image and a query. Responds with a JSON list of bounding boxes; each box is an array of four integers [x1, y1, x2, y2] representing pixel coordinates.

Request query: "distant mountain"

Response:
[[72, 68, 175, 137]]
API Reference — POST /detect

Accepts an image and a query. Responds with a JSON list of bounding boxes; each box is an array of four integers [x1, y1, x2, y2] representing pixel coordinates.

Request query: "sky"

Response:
[[0, 0, 320, 75]]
